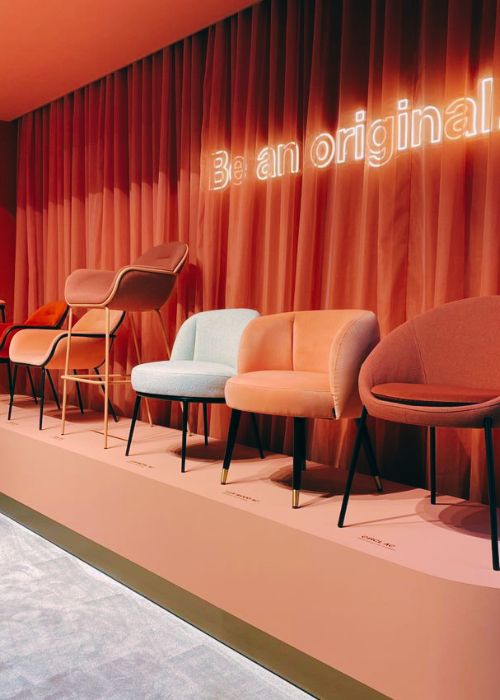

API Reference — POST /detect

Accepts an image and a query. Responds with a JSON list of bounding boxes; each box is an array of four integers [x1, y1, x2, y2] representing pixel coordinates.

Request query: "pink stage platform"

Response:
[[1, 393, 500, 699]]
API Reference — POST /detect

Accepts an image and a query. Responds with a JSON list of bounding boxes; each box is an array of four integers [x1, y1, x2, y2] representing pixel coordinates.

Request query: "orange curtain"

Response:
[[14, 0, 500, 502]]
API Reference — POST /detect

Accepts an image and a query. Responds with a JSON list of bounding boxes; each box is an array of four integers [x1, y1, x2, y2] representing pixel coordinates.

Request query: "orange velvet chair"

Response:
[[62, 242, 188, 447], [338, 296, 500, 571], [222, 310, 381, 508], [0, 301, 68, 406], [8, 309, 124, 430]]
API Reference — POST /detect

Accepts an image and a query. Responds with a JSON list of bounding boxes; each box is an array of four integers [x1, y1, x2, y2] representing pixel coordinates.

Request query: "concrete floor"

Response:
[[0, 512, 309, 699]]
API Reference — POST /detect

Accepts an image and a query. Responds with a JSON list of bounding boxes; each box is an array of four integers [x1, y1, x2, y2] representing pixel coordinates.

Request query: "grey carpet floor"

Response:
[[0, 513, 309, 699]]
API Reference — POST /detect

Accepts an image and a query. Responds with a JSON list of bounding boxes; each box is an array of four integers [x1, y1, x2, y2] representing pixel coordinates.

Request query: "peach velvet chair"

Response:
[[62, 242, 188, 447], [0, 301, 68, 407], [8, 309, 124, 430], [338, 296, 500, 571], [222, 310, 381, 508]]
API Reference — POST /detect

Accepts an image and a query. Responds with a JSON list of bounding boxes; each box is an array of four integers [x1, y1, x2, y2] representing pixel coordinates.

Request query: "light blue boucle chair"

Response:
[[127, 308, 264, 471]]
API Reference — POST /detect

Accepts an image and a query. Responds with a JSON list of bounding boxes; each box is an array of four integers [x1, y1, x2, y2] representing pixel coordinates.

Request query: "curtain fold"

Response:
[[14, 0, 500, 502]]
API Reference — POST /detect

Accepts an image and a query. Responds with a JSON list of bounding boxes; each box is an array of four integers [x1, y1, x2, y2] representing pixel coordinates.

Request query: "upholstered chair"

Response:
[[127, 308, 264, 472], [222, 310, 381, 508], [0, 301, 68, 408], [8, 309, 124, 430], [62, 242, 188, 447], [338, 296, 500, 571]]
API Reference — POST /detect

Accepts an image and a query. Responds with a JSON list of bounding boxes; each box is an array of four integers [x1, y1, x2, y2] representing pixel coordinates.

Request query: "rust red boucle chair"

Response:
[[338, 296, 500, 571]]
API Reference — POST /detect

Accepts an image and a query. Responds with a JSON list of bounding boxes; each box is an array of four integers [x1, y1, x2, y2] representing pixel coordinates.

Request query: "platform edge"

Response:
[[0, 492, 390, 700]]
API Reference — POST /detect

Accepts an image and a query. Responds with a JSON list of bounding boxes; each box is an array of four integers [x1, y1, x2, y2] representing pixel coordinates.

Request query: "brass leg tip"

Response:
[[375, 476, 383, 492], [292, 489, 300, 509], [221, 468, 229, 485]]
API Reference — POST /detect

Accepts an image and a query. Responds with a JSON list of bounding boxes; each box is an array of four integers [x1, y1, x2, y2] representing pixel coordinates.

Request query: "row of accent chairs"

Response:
[[2, 246, 500, 570]]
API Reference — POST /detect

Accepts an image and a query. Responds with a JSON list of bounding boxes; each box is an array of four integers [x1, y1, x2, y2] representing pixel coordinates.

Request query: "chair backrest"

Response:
[[238, 310, 378, 372], [134, 242, 188, 273], [73, 309, 125, 335], [360, 296, 500, 392], [237, 310, 379, 418], [171, 309, 260, 368], [25, 301, 68, 328]]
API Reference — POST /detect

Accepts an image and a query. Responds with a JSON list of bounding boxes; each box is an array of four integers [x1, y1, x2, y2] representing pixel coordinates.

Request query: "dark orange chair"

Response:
[[338, 296, 500, 571], [0, 301, 68, 405]]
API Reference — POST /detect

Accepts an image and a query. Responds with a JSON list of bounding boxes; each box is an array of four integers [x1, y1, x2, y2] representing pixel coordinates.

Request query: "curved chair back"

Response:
[[25, 300, 68, 328], [171, 309, 260, 368], [134, 242, 188, 273], [237, 310, 379, 419], [360, 296, 500, 401]]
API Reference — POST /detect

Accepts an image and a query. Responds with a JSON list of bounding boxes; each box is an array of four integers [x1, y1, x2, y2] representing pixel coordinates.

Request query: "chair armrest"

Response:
[[237, 313, 295, 373], [171, 315, 196, 361], [329, 311, 379, 418]]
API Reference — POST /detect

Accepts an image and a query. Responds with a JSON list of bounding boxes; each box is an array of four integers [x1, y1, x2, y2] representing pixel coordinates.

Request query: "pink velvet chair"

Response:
[[338, 296, 500, 571], [222, 310, 381, 508]]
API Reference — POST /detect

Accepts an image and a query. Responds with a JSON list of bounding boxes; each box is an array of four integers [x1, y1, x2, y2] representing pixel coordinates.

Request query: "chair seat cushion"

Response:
[[372, 382, 500, 407], [225, 371, 334, 418], [131, 360, 236, 398]]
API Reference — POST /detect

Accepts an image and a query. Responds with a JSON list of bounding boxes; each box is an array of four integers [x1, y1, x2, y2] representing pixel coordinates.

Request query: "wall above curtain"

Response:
[[15, 0, 500, 502]]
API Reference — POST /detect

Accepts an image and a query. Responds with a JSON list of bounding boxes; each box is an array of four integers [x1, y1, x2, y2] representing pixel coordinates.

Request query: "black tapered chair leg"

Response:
[[26, 366, 38, 404], [39, 368, 46, 430], [292, 417, 306, 508], [484, 417, 500, 571], [338, 407, 367, 527], [181, 400, 189, 473], [8, 364, 18, 420], [203, 402, 208, 446], [429, 426, 437, 505], [221, 409, 241, 484], [46, 370, 61, 410], [74, 369, 84, 414], [359, 419, 382, 492], [249, 412, 265, 459], [6, 361, 12, 397], [94, 367, 118, 422], [125, 395, 142, 456]]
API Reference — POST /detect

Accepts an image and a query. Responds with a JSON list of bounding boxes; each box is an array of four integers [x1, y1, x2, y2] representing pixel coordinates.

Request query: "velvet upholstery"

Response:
[[0, 301, 68, 359], [64, 243, 188, 310], [9, 310, 124, 370], [226, 310, 379, 420], [360, 296, 500, 428], [24, 301, 68, 327]]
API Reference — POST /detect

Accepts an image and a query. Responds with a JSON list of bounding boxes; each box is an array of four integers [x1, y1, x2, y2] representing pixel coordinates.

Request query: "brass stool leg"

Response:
[[154, 308, 171, 358], [129, 313, 153, 427], [103, 307, 110, 449], [61, 308, 73, 435]]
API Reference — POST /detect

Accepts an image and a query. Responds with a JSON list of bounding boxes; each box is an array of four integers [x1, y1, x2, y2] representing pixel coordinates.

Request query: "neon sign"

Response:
[[209, 77, 494, 190]]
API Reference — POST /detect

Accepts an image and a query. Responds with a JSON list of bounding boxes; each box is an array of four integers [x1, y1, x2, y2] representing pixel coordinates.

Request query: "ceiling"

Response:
[[0, 0, 259, 121]]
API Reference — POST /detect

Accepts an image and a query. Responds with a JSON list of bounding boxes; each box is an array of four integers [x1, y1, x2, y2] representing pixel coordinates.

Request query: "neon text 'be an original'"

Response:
[[209, 77, 495, 190]]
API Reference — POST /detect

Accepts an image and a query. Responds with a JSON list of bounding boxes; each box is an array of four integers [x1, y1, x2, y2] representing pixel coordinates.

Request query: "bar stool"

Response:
[[62, 242, 188, 447]]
